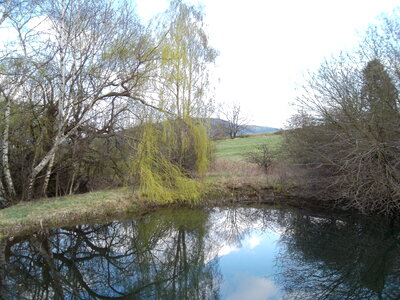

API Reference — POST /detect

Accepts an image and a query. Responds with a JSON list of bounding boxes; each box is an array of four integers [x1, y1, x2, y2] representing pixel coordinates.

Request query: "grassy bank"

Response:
[[0, 188, 134, 238], [0, 183, 291, 238], [0, 133, 286, 238]]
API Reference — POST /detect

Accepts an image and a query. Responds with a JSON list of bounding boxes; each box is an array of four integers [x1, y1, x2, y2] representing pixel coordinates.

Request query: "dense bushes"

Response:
[[285, 11, 400, 215]]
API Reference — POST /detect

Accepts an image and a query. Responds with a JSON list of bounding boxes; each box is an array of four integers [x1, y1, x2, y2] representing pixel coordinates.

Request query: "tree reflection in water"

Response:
[[276, 212, 400, 299], [1, 206, 400, 299], [2, 209, 222, 299]]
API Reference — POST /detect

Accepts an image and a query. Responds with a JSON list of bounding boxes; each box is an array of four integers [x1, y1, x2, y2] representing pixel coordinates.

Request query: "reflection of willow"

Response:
[[2, 208, 222, 299], [276, 211, 400, 300]]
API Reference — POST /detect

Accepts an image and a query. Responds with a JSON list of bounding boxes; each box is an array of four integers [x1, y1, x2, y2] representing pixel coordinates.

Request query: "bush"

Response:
[[246, 144, 274, 173]]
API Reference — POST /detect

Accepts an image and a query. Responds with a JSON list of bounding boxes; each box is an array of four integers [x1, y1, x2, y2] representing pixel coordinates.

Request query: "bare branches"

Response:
[[219, 102, 250, 139], [286, 12, 400, 215]]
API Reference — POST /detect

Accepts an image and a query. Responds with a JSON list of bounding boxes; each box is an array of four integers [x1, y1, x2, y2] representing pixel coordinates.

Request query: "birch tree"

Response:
[[0, 0, 160, 201], [0, 0, 218, 204], [0, 0, 38, 205], [22, 0, 159, 199]]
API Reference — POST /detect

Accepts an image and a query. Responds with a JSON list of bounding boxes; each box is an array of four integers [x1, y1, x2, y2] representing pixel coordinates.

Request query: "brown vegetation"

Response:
[[285, 12, 400, 215]]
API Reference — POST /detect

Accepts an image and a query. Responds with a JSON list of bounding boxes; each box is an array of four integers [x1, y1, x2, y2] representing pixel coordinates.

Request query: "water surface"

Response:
[[1, 206, 399, 299]]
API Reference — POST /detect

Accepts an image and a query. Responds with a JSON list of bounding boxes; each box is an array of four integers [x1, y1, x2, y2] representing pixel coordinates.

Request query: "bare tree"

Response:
[[0, 0, 20, 25], [219, 102, 250, 139], [0, 0, 39, 204]]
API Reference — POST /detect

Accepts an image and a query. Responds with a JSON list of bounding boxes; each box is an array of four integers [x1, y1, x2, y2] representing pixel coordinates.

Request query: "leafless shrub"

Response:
[[246, 144, 274, 173]]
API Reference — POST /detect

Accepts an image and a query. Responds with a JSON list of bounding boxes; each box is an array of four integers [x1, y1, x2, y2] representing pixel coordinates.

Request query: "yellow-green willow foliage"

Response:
[[134, 117, 209, 204], [155, 0, 217, 119], [132, 1, 216, 204]]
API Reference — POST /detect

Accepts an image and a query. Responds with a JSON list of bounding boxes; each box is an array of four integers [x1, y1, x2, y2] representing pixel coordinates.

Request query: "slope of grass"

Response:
[[214, 133, 282, 160], [0, 188, 133, 237]]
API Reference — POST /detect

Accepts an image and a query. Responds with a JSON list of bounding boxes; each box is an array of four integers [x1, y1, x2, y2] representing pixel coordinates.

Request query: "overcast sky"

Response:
[[137, 0, 398, 128]]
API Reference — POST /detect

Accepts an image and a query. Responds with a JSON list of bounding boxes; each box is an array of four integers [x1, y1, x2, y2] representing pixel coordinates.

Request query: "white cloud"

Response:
[[218, 244, 239, 257], [225, 273, 282, 300], [246, 235, 261, 249]]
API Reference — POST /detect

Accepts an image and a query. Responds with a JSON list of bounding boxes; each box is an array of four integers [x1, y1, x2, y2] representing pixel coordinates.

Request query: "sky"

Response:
[[135, 0, 400, 128]]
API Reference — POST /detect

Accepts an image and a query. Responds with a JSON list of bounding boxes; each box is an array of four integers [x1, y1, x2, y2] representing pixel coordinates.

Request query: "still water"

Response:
[[0, 206, 399, 299]]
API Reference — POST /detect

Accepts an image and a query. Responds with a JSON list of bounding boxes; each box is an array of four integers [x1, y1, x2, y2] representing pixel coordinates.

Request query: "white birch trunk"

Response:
[[26, 0, 68, 200], [41, 152, 56, 197], [2, 95, 15, 198], [27, 134, 67, 199]]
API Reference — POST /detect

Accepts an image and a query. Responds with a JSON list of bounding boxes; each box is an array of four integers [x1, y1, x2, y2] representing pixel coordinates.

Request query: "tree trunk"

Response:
[[0, 238, 6, 295], [41, 152, 56, 198], [2, 95, 16, 199], [27, 135, 67, 200], [0, 178, 8, 208], [68, 164, 77, 195]]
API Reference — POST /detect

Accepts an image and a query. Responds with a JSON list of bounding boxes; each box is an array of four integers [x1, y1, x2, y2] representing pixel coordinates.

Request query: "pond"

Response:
[[0, 205, 399, 299]]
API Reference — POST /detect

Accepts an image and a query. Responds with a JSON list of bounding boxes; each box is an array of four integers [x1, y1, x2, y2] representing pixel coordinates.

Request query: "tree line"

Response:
[[285, 9, 400, 215], [0, 0, 217, 207]]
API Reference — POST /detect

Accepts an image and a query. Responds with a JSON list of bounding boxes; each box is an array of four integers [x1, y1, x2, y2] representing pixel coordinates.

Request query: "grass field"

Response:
[[214, 133, 283, 160], [209, 133, 287, 184]]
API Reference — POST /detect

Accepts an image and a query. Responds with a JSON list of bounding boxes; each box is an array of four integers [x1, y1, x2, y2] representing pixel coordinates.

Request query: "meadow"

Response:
[[209, 133, 286, 184], [213, 133, 282, 160]]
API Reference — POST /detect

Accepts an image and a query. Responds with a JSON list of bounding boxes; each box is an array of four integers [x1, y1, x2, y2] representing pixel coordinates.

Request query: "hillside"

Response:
[[242, 125, 280, 135], [208, 118, 279, 137]]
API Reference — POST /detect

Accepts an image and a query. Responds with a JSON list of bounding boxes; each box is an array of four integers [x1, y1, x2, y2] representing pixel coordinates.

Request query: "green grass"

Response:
[[0, 188, 134, 237], [214, 134, 282, 159]]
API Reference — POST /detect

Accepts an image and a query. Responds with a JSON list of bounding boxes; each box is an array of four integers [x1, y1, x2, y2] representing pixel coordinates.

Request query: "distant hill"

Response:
[[242, 125, 280, 135], [207, 118, 279, 137]]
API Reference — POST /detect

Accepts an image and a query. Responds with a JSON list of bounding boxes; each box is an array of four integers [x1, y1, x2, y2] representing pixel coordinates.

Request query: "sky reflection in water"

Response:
[[219, 230, 283, 300]]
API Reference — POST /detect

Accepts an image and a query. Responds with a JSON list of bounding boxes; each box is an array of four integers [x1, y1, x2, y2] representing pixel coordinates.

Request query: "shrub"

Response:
[[246, 144, 274, 173]]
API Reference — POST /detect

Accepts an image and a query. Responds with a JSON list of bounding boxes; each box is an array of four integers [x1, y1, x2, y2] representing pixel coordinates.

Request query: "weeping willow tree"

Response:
[[134, 119, 205, 204], [134, 0, 217, 204]]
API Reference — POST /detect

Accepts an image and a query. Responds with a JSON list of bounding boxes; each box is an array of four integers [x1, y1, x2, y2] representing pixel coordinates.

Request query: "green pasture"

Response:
[[214, 134, 283, 160]]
